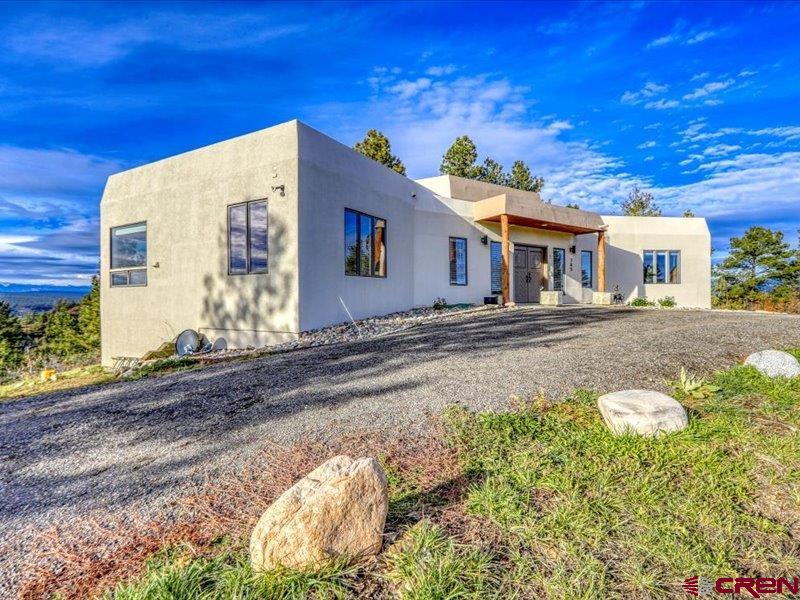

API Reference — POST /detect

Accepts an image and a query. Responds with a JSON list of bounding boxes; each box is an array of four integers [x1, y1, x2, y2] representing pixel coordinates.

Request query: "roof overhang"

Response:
[[473, 193, 606, 234]]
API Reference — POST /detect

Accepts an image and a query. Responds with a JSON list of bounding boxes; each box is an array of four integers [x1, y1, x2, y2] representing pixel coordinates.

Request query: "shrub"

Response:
[[432, 297, 448, 310], [629, 297, 655, 307], [672, 367, 720, 400], [657, 296, 677, 308]]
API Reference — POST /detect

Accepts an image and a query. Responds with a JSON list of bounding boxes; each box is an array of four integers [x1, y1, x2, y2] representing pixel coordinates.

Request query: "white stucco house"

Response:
[[100, 120, 711, 364]]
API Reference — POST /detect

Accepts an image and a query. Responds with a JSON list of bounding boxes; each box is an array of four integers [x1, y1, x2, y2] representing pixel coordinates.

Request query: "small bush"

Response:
[[629, 297, 655, 307], [658, 296, 677, 308], [672, 367, 720, 400], [432, 297, 448, 310]]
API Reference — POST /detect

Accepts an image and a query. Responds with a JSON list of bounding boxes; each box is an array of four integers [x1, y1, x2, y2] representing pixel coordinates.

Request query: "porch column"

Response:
[[597, 230, 606, 293], [501, 214, 511, 305]]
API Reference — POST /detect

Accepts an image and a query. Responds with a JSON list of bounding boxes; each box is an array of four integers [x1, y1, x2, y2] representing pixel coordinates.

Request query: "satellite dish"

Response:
[[175, 329, 200, 356], [211, 337, 228, 352]]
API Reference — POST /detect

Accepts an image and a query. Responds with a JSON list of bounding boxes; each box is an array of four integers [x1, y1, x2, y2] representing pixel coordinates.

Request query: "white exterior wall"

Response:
[[100, 121, 301, 365], [296, 124, 419, 331], [601, 216, 712, 308]]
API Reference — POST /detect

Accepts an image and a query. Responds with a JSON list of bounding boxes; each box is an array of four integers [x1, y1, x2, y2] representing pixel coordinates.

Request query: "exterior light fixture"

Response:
[[480, 235, 488, 245], [569, 245, 577, 254]]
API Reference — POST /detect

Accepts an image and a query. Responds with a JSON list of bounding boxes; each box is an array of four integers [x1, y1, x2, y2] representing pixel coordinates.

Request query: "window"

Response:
[[110, 222, 147, 286], [490, 241, 502, 294], [228, 200, 268, 275], [449, 237, 468, 285], [643, 250, 680, 284], [581, 250, 593, 288], [344, 208, 386, 277], [553, 248, 566, 292]]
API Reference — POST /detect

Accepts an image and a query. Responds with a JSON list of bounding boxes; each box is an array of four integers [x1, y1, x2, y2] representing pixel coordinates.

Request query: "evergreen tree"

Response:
[[715, 226, 799, 304], [620, 186, 661, 216], [478, 157, 507, 186], [77, 276, 101, 351], [683, 209, 695, 218], [440, 135, 480, 178], [40, 301, 85, 358], [0, 301, 24, 369], [507, 160, 544, 193], [354, 129, 406, 175]]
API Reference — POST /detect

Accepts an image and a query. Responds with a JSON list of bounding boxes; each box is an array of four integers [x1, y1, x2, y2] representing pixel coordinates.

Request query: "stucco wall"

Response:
[[100, 121, 301, 365], [296, 124, 419, 331], [601, 216, 712, 308]]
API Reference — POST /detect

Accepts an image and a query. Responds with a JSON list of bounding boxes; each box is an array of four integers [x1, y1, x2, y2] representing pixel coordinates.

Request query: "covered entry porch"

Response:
[[473, 192, 608, 305]]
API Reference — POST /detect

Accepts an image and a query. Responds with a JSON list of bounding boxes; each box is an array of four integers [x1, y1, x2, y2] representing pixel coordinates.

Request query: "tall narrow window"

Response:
[[553, 248, 566, 292], [643, 250, 680, 284], [490, 241, 502, 294], [344, 208, 387, 277], [110, 222, 147, 287], [581, 250, 593, 288], [228, 200, 268, 275], [449, 237, 468, 285]]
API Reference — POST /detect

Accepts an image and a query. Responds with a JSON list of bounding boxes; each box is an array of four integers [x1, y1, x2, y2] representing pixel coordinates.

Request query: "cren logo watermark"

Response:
[[682, 576, 800, 598]]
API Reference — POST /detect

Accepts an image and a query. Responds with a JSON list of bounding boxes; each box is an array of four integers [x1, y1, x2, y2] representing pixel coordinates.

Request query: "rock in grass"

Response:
[[597, 390, 688, 437], [744, 350, 800, 379], [249, 455, 388, 572]]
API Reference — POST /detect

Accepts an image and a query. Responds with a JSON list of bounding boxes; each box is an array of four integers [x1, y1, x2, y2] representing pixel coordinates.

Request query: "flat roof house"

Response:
[[100, 120, 711, 365]]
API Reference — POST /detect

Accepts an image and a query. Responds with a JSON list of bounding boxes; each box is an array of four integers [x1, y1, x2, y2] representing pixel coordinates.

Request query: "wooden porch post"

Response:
[[597, 230, 606, 293], [501, 214, 511, 305]]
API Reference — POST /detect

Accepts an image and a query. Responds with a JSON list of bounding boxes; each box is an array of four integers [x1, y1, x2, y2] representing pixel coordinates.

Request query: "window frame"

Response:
[[642, 249, 681, 284], [581, 249, 593, 289], [109, 221, 148, 288], [449, 236, 468, 286], [344, 208, 388, 278], [227, 199, 269, 276], [552, 247, 566, 292]]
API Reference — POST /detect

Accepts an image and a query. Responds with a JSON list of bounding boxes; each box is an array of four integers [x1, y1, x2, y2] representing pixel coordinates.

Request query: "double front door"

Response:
[[513, 246, 544, 303]]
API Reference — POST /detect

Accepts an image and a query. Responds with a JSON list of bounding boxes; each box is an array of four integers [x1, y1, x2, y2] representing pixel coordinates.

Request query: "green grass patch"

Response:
[[106, 544, 359, 600]]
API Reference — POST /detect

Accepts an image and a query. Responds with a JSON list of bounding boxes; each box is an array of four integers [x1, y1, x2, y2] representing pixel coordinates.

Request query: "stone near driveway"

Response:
[[744, 350, 800, 379], [249, 455, 388, 572], [597, 389, 688, 437]]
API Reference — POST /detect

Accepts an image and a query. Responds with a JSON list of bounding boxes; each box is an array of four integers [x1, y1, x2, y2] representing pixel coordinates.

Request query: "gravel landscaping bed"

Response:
[[2, 306, 800, 595]]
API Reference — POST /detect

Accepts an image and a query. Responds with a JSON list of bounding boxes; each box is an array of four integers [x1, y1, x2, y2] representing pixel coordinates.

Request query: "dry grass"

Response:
[[0, 365, 114, 400], [16, 426, 464, 599]]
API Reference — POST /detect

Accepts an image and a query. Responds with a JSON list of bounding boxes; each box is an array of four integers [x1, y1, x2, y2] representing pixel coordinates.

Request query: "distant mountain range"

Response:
[[0, 283, 91, 294], [0, 283, 92, 314]]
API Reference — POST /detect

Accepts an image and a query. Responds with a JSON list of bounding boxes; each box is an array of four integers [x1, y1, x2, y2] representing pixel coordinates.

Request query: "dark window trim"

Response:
[[449, 236, 468, 286], [581, 249, 593, 289], [227, 199, 269, 276], [344, 207, 388, 278], [109, 221, 148, 288], [643, 249, 681, 284], [552, 247, 566, 292]]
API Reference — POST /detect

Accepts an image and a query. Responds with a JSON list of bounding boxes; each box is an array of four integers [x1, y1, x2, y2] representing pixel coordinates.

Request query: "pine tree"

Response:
[[40, 301, 85, 358], [0, 301, 24, 369], [478, 158, 507, 185], [77, 276, 100, 352], [440, 136, 480, 178], [683, 209, 695, 218], [620, 186, 661, 216], [354, 130, 406, 175], [507, 160, 544, 193]]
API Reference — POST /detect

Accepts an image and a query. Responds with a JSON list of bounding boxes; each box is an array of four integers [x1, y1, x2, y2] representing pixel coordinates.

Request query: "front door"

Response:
[[513, 246, 544, 303]]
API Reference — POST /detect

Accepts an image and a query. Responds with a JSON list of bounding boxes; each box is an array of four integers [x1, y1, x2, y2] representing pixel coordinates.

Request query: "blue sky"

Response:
[[1, 1, 799, 288]]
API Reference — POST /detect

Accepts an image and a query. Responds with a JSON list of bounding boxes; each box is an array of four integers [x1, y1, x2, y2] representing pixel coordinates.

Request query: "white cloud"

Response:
[[683, 79, 734, 100], [637, 141, 657, 149], [426, 65, 457, 76], [748, 126, 800, 141], [621, 81, 668, 105], [644, 98, 680, 110], [687, 30, 717, 44], [647, 34, 678, 48], [387, 78, 432, 100], [703, 144, 742, 157], [691, 72, 710, 82]]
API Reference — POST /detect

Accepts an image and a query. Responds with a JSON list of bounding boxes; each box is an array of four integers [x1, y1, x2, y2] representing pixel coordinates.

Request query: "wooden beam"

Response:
[[501, 214, 511, 305], [597, 230, 606, 293]]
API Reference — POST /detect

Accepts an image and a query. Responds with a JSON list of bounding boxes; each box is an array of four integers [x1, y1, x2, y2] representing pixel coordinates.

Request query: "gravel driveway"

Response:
[[2, 306, 800, 591]]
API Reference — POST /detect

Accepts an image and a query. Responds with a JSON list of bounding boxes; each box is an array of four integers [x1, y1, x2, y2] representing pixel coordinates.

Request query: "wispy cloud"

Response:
[[647, 22, 724, 49], [683, 78, 735, 100], [637, 140, 657, 149], [620, 82, 668, 105], [644, 98, 680, 110]]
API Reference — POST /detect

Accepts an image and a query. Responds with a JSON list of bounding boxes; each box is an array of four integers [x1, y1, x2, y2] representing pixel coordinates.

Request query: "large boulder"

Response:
[[597, 390, 688, 437], [744, 350, 800, 379], [249, 455, 388, 572]]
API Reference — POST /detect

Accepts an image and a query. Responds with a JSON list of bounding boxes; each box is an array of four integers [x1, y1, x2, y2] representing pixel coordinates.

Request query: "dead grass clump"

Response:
[[16, 426, 466, 599]]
